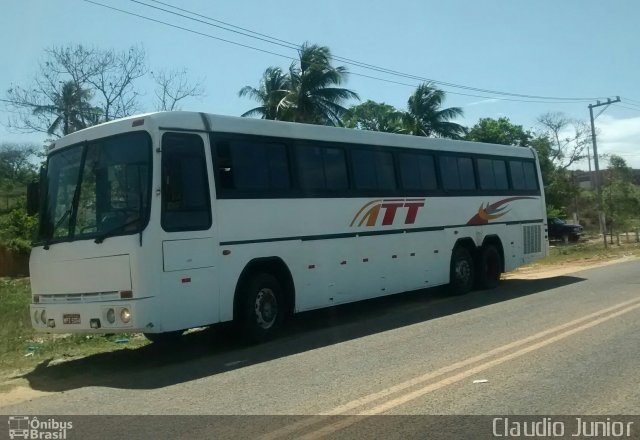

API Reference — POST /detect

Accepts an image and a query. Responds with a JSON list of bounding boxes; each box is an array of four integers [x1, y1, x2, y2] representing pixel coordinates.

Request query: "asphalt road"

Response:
[[2, 259, 639, 438]]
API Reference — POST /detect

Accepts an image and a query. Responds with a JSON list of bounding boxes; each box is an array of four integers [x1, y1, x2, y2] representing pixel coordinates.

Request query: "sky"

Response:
[[1, 0, 639, 168]]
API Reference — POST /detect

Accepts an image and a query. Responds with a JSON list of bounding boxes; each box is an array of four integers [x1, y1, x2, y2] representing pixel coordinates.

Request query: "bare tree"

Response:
[[151, 68, 205, 111], [536, 112, 591, 169], [4, 45, 147, 138], [82, 46, 147, 120]]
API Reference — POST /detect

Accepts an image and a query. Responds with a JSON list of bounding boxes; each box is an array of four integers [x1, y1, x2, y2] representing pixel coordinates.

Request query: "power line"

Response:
[[614, 104, 640, 113], [130, 0, 608, 102], [621, 97, 640, 106], [617, 101, 640, 110], [83, 0, 608, 104], [343, 71, 598, 104], [141, 0, 597, 102]]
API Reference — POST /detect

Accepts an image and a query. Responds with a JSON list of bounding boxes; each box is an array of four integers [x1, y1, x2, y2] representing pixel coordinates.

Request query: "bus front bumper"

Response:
[[30, 297, 155, 333]]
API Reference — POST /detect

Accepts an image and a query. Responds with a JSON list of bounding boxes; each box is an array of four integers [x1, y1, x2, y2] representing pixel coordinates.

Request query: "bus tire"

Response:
[[144, 330, 183, 344], [449, 246, 474, 295], [476, 245, 502, 289], [237, 272, 284, 343]]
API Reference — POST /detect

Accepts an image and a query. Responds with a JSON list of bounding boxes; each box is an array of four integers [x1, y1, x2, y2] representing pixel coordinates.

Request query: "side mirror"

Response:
[[26, 181, 40, 216]]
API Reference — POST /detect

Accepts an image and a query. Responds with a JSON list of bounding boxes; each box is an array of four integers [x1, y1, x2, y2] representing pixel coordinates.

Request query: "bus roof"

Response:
[[49, 111, 535, 159]]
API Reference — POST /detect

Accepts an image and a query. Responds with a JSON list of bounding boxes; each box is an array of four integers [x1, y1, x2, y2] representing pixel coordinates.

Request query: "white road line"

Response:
[[259, 296, 640, 440], [300, 301, 640, 439]]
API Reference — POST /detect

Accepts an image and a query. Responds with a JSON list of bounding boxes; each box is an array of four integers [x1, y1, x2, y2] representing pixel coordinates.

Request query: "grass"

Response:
[[537, 235, 640, 266], [0, 277, 148, 381]]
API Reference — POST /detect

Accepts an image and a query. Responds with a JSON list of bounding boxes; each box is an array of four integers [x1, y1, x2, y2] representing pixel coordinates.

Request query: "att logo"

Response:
[[350, 198, 425, 227]]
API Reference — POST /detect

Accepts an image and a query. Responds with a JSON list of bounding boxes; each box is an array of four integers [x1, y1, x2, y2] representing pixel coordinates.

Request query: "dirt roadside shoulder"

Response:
[[504, 254, 640, 280]]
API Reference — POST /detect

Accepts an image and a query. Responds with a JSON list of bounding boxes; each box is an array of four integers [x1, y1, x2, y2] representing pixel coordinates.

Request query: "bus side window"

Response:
[[216, 142, 234, 190], [398, 152, 437, 190], [161, 133, 212, 232], [352, 149, 396, 190], [216, 139, 290, 191], [440, 155, 476, 190], [509, 160, 538, 191], [296, 145, 348, 190], [477, 158, 508, 190]]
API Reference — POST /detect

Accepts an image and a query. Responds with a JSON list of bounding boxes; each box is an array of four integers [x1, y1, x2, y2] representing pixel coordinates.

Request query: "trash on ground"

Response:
[[473, 379, 488, 384], [114, 338, 129, 344]]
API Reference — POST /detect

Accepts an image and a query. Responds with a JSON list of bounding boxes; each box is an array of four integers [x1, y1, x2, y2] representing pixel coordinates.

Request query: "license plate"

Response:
[[63, 313, 81, 324]]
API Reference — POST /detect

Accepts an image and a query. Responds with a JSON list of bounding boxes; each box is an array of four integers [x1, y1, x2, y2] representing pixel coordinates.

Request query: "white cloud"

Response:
[[594, 114, 640, 168], [463, 98, 500, 107]]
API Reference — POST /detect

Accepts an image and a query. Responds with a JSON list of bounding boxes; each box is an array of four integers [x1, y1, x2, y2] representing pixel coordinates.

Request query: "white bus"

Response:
[[27, 112, 548, 342]]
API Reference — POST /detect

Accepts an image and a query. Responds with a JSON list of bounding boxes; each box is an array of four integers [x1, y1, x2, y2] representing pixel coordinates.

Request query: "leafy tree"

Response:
[[238, 67, 290, 119], [343, 100, 404, 133], [0, 143, 41, 250], [402, 83, 465, 139], [466, 117, 532, 146], [603, 155, 640, 236], [0, 203, 38, 253], [0, 143, 40, 185], [239, 43, 359, 126]]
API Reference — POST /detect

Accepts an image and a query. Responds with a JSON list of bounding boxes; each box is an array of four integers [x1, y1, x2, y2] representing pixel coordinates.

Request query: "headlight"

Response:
[[40, 309, 46, 324], [120, 308, 131, 323], [106, 308, 116, 324], [34, 310, 40, 324]]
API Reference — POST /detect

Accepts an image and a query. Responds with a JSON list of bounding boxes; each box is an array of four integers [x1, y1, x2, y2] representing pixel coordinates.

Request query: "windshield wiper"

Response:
[[43, 208, 73, 249], [94, 216, 142, 244]]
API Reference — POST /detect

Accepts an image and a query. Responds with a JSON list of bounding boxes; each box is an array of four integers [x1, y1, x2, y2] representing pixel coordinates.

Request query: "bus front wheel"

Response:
[[237, 272, 284, 343], [449, 246, 474, 295]]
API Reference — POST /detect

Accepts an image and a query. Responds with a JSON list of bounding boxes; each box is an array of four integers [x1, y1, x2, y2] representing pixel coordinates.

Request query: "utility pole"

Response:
[[588, 96, 620, 249]]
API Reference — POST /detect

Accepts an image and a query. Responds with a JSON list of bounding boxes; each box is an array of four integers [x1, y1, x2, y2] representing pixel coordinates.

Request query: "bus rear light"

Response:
[[131, 118, 144, 127], [90, 319, 101, 329], [47, 319, 56, 328], [40, 309, 46, 324], [119, 290, 133, 299], [106, 308, 116, 324], [34, 310, 40, 324]]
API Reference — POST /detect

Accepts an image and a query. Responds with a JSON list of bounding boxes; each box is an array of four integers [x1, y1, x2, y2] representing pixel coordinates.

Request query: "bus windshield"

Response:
[[38, 131, 152, 244]]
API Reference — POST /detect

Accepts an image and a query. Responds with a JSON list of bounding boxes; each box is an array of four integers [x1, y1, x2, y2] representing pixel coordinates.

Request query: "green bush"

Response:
[[0, 204, 38, 253]]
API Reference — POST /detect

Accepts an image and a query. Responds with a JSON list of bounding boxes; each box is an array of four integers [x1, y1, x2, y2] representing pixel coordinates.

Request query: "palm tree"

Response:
[[284, 43, 359, 126], [32, 81, 97, 136], [238, 67, 290, 120], [239, 43, 359, 126], [403, 83, 466, 139]]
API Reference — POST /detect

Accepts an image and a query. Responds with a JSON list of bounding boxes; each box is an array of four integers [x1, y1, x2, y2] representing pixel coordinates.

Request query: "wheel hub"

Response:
[[255, 288, 277, 329], [456, 260, 471, 283]]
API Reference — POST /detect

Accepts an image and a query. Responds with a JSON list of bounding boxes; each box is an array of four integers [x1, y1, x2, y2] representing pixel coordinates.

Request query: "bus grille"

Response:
[[37, 291, 120, 304], [523, 225, 542, 254]]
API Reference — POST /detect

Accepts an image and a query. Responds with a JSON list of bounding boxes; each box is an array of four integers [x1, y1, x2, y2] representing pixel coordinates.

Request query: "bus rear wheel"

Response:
[[449, 246, 474, 295], [237, 272, 284, 343], [476, 245, 502, 289]]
